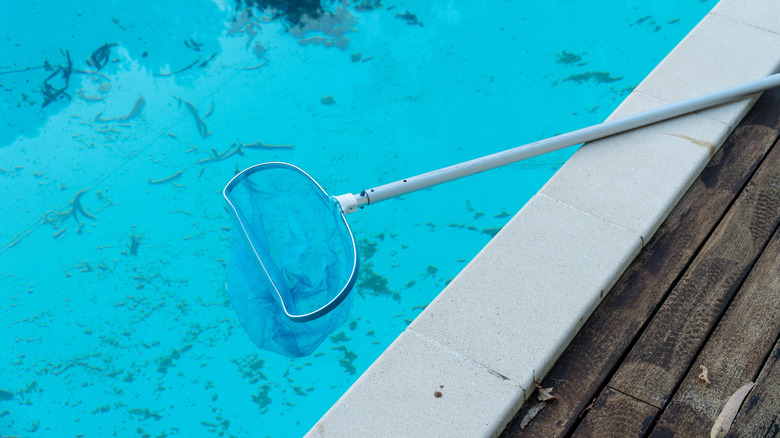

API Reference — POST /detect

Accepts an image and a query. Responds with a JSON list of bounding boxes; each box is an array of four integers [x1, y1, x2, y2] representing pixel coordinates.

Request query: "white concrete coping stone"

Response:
[[541, 93, 730, 241], [308, 2, 780, 437], [307, 330, 526, 438], [409, 193, 643, 386], [632, 11, 780, 128], [709, 0, 780, 44]]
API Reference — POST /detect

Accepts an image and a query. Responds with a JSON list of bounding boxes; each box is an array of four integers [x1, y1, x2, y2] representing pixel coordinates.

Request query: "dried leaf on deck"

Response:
[[698, 364, 711, 386], [579, 397, 596, 419], [533, 378, 557, 402], [710, 382, 754, 438], [519, 402, 547, 430]]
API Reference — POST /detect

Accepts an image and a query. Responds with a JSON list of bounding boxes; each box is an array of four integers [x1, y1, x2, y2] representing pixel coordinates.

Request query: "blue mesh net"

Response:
[[223, 162, 359, 357]]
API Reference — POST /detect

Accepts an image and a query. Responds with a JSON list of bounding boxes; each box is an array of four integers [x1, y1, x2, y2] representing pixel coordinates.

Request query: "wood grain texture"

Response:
[[572, 387, 659, 438], [501, 87, 780, 438], [608, 135, 780, 408], [726, 339, 780, 438], [650, 225, 780, 436]]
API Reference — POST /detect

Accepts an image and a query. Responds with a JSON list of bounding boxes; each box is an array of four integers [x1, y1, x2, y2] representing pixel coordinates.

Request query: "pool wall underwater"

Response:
[[307, 0, 780, 436]]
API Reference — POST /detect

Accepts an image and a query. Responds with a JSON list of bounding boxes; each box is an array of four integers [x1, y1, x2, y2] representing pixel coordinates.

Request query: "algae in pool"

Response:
[[0, 0, 713, 436]]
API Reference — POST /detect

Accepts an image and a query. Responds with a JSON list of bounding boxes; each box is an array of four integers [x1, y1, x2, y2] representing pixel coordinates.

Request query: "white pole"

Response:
[[335, 73, 780, 214]]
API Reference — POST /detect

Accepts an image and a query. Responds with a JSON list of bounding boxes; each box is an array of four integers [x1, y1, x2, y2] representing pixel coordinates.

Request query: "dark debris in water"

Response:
[[95, 96, 145, 123], [128, 232, 142, 256], [40, 50, 74, 108], [46, 189, 98, 232], [636, 15, 652, 25], [0, 166, 23, 178], [128, 407, 162, 421], [330, 331, 351, 343], [47, 353, 104, 377], [358, 238, 377, 260], [91, 404, 111, 414], [201, 419, 231, 434], [157, 344, 193, 374], [353, 0, 382, 11], [249, 357, 265, 370], [86, 43, 118, 70], [332, 345, 357, 375], [357, 262, 398, 300], [395, 10, 423, 27], [563, 71, 623, 85], [252, 384, 272, 413], [555, 50, 585, 66], [9, 381, 39, 404], [239, 0, 326, 25], [447, 223, 481, 234], [482, 227, 502, 237], [292, 386, 308, 396], [231, 354, 268, 384]]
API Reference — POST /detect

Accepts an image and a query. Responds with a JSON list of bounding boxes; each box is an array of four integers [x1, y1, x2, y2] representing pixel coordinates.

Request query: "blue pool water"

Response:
[[1, 0, 714, 436]]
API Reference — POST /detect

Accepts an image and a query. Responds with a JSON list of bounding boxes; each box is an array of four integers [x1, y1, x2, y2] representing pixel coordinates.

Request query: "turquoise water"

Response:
[[0, 0, 713, 436]]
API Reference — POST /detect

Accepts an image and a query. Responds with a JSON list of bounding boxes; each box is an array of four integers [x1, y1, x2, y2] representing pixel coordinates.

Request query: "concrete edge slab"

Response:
[[710, 0, 780, 36], [633, 11, 780, 127], [540, 101, 732, 240], [408, 193, 642, 389], [307, 330, 526, 438], [308, 1, 780, 436]]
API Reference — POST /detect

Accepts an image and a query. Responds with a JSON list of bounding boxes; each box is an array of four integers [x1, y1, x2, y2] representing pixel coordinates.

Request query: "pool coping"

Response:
[[306, 1, 780, 437]]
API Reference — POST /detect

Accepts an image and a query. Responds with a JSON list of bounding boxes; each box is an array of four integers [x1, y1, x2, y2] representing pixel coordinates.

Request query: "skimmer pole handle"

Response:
[[336, 73, 780, 214]]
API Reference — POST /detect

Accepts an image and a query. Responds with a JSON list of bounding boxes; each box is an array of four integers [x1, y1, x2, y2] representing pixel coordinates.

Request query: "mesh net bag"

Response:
[[224, 162, 359, 357]]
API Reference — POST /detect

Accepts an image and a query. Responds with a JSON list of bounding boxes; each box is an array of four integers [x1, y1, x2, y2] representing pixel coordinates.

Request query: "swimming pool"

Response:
[[0, 0, 714, 436]]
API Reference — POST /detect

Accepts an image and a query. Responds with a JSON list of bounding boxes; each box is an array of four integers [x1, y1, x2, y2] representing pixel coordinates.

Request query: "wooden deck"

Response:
[[501, 87, 780, 438]]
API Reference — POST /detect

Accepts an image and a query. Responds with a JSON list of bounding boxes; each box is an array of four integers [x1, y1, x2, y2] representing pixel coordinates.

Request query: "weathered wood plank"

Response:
[[572, 386, 659, 438], [501, 88, 780, 437], [726, 338, 780, 437], [649, 223, 780, 436], [608, 135, 780, 408]]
